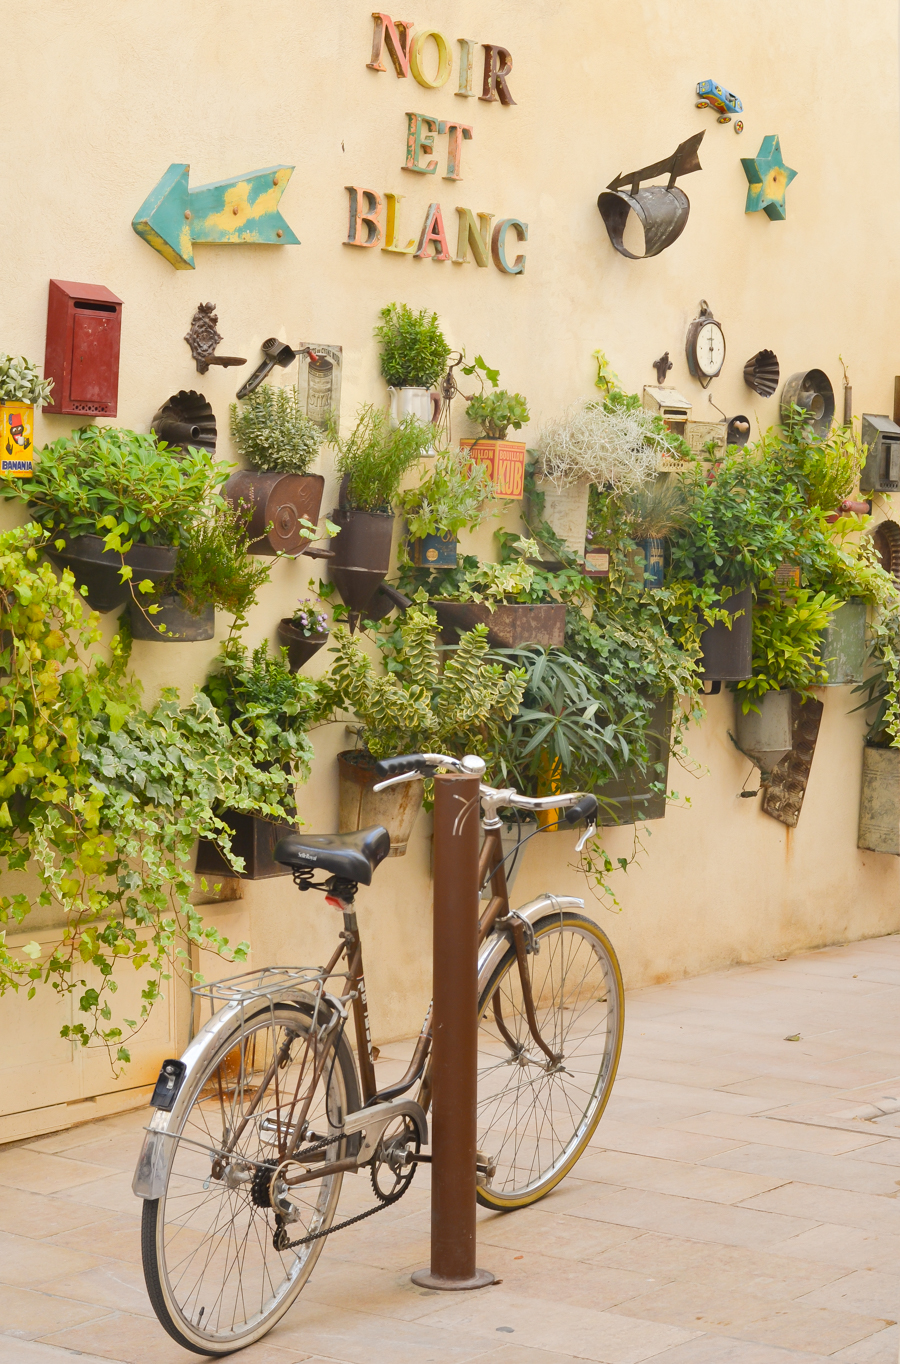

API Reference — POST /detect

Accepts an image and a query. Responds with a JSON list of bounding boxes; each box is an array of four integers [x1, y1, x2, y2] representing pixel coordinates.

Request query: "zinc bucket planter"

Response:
[[329, 508, 395, 621], [129, 593, 215, 641], [223, 471, 324, 556], [434, 601, 566, 649], [46, 535, 177, 614], [597, 693, 673, 825], [858, 745, 900, 855], [337, 750, 422, 856], [734, 689, 794, 773], [818, 598, 867, 685], [388, 386, 440, 435], [699, 586, 753, 681], [276, 619, 329, 672]]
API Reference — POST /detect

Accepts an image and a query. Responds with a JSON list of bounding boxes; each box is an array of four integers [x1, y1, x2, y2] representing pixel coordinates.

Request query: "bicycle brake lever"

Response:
[[372, 771, 421, 793], [575, 822, 597, 854]]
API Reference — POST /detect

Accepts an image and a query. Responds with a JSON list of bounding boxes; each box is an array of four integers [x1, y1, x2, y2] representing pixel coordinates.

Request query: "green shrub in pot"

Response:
[[329, 404, 434, 512], [461, 355, 528, 439], [731, 588, 842, 713], [229, 383, 323, 474], [375, 303, 451, 389]]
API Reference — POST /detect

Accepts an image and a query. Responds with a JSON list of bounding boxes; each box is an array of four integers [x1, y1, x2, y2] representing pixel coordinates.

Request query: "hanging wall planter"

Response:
[[276, 618, 330, 671], [195, 811, 298, 880], [388, 386, 440, 432], [223, 471, 324, 557], [597, 694, 673, 824], [817, 599, 867, 685], [459, 439, 526, 499], [762, 694, 824, 827], [734, 689, 794, 774], [46, 535, 178, 614], [858, 745, 900, 855], [627, 537, 666, 588], [529, 477, 591, 559], [337, 750, 423, 856], [329, 507, 395, 622], [129, 592, 215, 642], [699, 586, 753, 681], [434, 601, 566, 649]]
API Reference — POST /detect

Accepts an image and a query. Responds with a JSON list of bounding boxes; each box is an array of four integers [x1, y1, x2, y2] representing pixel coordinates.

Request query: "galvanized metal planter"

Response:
[[762, 693, 824, 827], [329, 507, 395, 621], [46, 535, 177, 614], [434, 601, 566, 649], [337, 750, 423, 857], [596, 693, 673, 825], [195, 811, 299, 880], [818, 599, 867, 685], [699, 586, 753, 681], [276, 619, 329, 672], [858, 745, 900, 855], [223, 471, 324, 557], [129, 592, 215, 642], [734, 689, 793, 774]]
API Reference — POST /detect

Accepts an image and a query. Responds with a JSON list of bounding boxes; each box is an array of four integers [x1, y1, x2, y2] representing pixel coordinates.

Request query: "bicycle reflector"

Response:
[[565, 796, 599, 825], [150, 1059, 187, 1111]]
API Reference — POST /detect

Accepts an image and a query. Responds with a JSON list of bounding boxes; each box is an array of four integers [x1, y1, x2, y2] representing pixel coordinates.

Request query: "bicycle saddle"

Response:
[[274, 826, 391, 885]]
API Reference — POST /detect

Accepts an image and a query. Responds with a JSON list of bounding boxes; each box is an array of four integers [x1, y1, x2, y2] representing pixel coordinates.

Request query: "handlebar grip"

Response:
[[373, 754, 428, 779], [565, 795, 598, 826]]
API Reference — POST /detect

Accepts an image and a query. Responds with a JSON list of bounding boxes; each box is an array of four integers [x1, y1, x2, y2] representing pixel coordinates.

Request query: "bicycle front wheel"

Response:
[[142, 1001, 359, 1355], [476, 910, 624, 1210]]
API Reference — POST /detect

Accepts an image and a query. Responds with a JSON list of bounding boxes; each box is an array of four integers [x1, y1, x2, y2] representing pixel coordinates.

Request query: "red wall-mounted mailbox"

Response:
[[43, 279, 123, 417]]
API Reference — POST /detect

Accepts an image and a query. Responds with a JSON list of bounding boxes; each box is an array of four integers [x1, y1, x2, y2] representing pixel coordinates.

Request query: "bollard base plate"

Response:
[[411, 1267, 496, 1291]]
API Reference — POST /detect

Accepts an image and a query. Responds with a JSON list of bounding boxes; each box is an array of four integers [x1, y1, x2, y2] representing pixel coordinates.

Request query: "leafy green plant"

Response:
[[229, 383, 323, 474], [623, 478, 687, 539], [0, 524, 300, 1067], [2, 426, 226, 548], [203, 638, 320, 774], [851, 604, 900, 746], [397, 449, 494, 541], [289, 600, 329, 637], [462, 355, 528, 439], [375, 303, 451, 388], [328, 404, 434, 512], [317, 598, 525, 761], [0, 355, 52, 406], [430, 537, 542, 603], [762, 414, 864, 511], [159, 504, 272, 623], [732, 589, 842, 711]]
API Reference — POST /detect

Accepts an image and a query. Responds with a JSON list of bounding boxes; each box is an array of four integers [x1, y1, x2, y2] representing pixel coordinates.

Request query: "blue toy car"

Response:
[[696, 79, 743, 131]]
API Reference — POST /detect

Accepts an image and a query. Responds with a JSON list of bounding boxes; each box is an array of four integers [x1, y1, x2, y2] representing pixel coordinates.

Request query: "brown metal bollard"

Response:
[[411, 772, 495, 1291]]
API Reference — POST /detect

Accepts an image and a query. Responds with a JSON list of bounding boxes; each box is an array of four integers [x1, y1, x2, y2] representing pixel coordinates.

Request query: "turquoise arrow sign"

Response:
[[132, 163, 299, 270]]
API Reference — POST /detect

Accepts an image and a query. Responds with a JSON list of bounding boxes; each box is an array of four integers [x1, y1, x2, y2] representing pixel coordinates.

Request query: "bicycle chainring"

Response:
[[370, 1115, 420, 1203]]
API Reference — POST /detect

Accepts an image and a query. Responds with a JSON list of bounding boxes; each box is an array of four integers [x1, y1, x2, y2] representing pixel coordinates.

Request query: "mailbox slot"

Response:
[[44, 279, 123, 417]]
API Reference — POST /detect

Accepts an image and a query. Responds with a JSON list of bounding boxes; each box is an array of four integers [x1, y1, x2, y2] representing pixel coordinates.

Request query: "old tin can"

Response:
[[0, 402, 34, 477]]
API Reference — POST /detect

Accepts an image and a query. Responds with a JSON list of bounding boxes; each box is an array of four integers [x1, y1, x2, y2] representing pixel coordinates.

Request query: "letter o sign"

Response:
[[410, 30, 452, 88]]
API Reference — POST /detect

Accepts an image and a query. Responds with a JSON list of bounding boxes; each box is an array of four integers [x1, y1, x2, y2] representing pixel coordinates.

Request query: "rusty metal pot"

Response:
[[434, 601, 566, 649], [223, 471, 324, 556], [276, 619, 329, 671], [337, 750, 422, 856], [329, 508, 395, 620], [45, 535, 178, 614]]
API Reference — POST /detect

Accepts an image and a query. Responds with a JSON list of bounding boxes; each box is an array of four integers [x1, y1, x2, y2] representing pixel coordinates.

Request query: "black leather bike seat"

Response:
[[274, 826, 391, 885]]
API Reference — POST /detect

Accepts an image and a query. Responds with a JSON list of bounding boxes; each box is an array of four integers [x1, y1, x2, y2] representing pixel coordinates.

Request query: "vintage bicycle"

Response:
[[133, 751, 625, 1355]]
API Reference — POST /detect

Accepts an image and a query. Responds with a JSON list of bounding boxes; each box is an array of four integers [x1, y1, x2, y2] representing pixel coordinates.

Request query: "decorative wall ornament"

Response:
[[695, 79, 743, 132], [727, 415, 751, 447], [781, 369, 835, 436], [132, 164, 299, 270], [297, 345, 343, 430], [184, 304, 247, 375], [871, 519, 900, 581], [743, 349, 779, 397], [762, 694, 824, 828], [236, 339, 298, 401], [652, 352, 673, 384], [740, 136, 797, 220], [685, 300, 726, 387], [598, 131, 704, 260], [150, 391, 217, 453]]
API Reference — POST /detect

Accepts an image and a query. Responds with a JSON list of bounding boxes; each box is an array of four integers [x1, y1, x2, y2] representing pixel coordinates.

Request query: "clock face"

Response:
[[695, 321, 726, 376]]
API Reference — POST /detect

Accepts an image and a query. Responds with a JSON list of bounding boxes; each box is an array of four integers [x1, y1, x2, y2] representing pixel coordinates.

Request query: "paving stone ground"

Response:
[[2, 935, 900, 1363]]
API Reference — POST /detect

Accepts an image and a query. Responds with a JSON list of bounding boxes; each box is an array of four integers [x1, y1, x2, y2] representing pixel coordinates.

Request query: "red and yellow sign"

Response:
[[460, 438, 525, 499], [0, 403, 34, 478]]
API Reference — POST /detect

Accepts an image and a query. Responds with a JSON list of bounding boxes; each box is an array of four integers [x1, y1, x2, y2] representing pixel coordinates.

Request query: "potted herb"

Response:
[[198, 640, 319, 878], [431, 536, 567, 648], [375, 302, 449, 435], [318, 599, 525, 854], [398, 449, 494, 568], [0, 425, 225, 613], [326, 404, 434, 624], [129, 503, 271, 641], [228, 383, 326, 555], [0, 355, 52, 481], [459, 356, 529, 499], [277, 599, 330, 672]]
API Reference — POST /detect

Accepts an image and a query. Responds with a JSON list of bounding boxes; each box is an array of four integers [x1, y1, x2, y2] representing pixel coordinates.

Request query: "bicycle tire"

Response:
[[475, 910, 624, 1210], [142, 1001, 359, 1355]]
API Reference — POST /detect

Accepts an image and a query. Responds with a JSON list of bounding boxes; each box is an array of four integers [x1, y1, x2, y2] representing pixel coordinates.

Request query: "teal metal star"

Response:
[[740, 135, 797, 220]]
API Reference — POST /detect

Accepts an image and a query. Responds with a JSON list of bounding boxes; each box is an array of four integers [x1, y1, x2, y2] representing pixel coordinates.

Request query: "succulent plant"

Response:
[[0, 355, 53, 406]]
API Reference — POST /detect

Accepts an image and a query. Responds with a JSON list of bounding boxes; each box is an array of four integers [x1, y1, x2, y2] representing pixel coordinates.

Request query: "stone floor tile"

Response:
[[612, 1079, 776, 1117], [24, 1109, 149, 1156], [452, 1347, 595, 1364], [724, 1301, 890, 1355], [42, 1310, 310, 1362], [0, 1186, 107, 1239], [701, 1143, 900, 1194], [602, 1238, 842, 1302], [598, 1097, 716, 1128], [477, 1207, 642, 1261], [45, 1212, 144, 1265], [32, 1260, 155, 1319], [669, 1112, 886, 1154], [0, 1230, 101, 1286], [832, 1323, 900, 1362], [590, 1119, 745, 1163], [0, 1338, 117, 1364], [616, 1057, 761, 1091], [574, 1149, 788, 1204], [771, 1222, 900, 1271], [57, 1170, 151, 1216], [635, 1334, 831, 1363], [0, 1282, 111, 1339], [271, 1299, 508, 1364], [720, 1077, 849, 1104], [566, 1185, 816, 1248], [0, 1148, 119, 1195], [850, 1141, 900, 1168], [740, 1181, 900, 1234], [463, 1244, 662, 1311], [797, 1268, 900, 1318]]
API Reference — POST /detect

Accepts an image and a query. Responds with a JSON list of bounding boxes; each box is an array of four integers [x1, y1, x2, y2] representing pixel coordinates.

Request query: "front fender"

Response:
[[477, 893, 585, 995]]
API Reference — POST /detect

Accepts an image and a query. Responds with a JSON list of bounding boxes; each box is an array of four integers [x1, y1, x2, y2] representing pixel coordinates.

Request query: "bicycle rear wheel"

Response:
[[142, 1002, 359, 1355], [476, 910, 624, 1210]]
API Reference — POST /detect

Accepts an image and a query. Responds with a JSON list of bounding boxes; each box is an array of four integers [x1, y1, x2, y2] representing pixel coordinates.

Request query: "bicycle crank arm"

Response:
[[343, 1096, 427, 1164]]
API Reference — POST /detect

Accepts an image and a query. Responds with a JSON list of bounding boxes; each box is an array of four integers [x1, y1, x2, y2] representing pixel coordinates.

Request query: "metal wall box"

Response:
[[861, 414, 900, 492], [44, 280, 123, 417], [858, 745, 900, 855], [596, 693, 673, 825], [642, 384, 692, 435], [685, 419, 726, 458]]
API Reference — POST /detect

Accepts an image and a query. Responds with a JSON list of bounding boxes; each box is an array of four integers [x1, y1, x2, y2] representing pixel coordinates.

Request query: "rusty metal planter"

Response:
[[596, 693, 673, 825], [329, 507, 395, 619], [46, 535, 177, 614], [195, 811, 299, 879], [858, 745, 900, 855], [276, 619, 329, 672], [434, 602, 566, 649], [223, 471, 324, 556], [699, 586, 753, 681], [129, 592, 215, 641], [337, 750, 422, 856], [409, 531, 458, 567]]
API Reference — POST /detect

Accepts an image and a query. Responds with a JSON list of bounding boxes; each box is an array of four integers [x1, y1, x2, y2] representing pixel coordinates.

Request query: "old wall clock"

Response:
[[686, 301, 725, 388]]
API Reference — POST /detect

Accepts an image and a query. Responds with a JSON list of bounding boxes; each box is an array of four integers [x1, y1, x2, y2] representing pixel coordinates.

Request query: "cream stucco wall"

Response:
[[1, 0, 899, 1136]]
